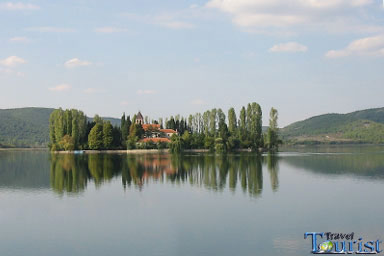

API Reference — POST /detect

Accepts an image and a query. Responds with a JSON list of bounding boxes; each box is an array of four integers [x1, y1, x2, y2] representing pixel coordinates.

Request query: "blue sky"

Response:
[[1, 0, 384, 126]]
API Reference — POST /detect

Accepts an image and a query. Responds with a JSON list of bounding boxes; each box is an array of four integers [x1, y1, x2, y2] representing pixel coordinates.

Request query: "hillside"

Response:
[[281, 107, 384, 144], [0, 108, 121, 148], [0, 108, 54, 147]]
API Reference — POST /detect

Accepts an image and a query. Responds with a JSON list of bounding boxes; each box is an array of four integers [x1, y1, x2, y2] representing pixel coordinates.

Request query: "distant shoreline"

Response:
[[0, 147, 48, 151]]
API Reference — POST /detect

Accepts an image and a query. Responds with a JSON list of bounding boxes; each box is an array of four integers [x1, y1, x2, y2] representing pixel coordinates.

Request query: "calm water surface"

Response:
[[1, 146, 384, 256]]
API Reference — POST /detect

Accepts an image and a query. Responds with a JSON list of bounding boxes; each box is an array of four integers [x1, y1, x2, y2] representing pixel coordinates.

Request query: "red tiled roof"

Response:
[[139, 138, 171, 143], [160, 129, 177, 133], [142, 124, 161, 131]]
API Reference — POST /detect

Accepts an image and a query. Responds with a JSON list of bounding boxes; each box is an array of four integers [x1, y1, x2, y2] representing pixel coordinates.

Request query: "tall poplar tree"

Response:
[[228, 107, 237, 135], [267, 108, 279, 150]]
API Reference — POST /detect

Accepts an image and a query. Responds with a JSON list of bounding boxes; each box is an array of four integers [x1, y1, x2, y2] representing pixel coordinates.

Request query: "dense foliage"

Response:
[[165, 103, 279, 152], [0, 107, 54, 147], [48, 104, 279, 152]]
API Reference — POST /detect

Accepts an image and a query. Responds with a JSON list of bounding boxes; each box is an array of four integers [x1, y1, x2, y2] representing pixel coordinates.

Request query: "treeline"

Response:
[[49, 109, 144, 151], [49, 102, 280, 152], [166, 103, 279, 153], [50, 109, 124, 151]]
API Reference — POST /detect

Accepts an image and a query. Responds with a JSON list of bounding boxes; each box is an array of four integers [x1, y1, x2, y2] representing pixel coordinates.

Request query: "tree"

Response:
[[127, 122, 143, 149], [203, 110, 210, 136], [215, 137, 226, 153], [112, 126, 122, 148], [253, 102, 263, 148], [58, 135, 75, 151], [72, 114, 79, 148], [239, 106, 249, 148], [49, 108, 87, 151], [88, 123, 103, 150], [266, 108, 279, 150], [209, 108, 217, 136], [228, 107, 237, 135], [121, 113, 127, 147], [170, 134, 183, 153], [93, 114, 103, 124], [103, 122, 113, 149], [182, 131, 192, 149]]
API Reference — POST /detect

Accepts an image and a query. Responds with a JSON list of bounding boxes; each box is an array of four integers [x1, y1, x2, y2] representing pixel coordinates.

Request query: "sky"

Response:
[[1, 0, 384, 127]]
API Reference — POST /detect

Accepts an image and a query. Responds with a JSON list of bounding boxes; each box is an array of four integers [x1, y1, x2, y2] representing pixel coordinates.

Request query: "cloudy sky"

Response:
[[1, 0, 384, 126]]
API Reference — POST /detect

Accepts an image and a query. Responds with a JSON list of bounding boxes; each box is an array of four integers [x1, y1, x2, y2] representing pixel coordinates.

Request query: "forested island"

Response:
[[48, 102, 280, 153], [3, 107, 384, 148]]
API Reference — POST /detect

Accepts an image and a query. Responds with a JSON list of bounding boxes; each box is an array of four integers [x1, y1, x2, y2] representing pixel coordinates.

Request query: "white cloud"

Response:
[[0, 2, 39, 10], [0, 67, 24, 77], [94, 27, 129, 33], [122, 13, 195, 30], [64, 58, 92, 68], [269, 42, 308, 53], [191, 99, 206, 105], [83, 88, 105, 94], [26, 27, 75, 33], [0, 56, 26, 67], [137, 89, 156, 95], [9, 36, 30, 43], [326, 35, 384, 58], [206, 0, 378, 34], [49, 84, 72, 92]]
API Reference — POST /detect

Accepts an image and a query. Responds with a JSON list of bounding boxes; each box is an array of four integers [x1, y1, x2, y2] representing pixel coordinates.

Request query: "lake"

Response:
[[0, 146, 384, 256]]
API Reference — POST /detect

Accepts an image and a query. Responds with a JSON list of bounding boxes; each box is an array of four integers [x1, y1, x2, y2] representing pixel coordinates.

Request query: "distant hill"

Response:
[[0, 108, 54, 147], [0, 108, 121, 148], [88, 117, 120, 127], [281, 107, 384, 144]]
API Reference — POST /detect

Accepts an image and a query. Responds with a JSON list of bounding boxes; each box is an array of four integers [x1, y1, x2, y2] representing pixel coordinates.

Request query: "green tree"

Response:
[[58, 135, 75, 151], [49, 108, 87, 151], [103, 122, 113, 149], [121, 113, 127, 147], [239, 106, 249, 148], [182, 131, 192, 149], [203, 110, 210, 136], [170, 134, 183, 153], [88, 123, 103, 150], [253, 102, 263, 148], [209, 108, 217, 136], [228, 107, 237, 135], [266, 108, 279, 150], [93, 114, 103, 125]]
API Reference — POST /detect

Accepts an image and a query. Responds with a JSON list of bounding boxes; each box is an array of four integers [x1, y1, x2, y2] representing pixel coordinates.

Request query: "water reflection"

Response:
[[49, 153, 277, 197], [283, 152, 384, 179], [2, 147, 384, 196], [0, 151, 50, 190], [267, 153, 279, 192]]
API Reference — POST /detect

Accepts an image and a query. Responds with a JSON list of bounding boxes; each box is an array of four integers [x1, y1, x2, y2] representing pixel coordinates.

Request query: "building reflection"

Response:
[[49, 153, 280, 197]]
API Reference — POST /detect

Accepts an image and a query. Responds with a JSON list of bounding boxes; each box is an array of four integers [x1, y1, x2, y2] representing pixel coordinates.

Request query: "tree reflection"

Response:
[[267, 153, 279, 192], [50, 154, 89, 194], [49, 153, 280, 197]]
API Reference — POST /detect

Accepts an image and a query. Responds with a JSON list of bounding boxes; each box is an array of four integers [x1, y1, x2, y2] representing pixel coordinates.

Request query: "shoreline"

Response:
[[0, 147, 48, 151], [2, 144, 383, 153]]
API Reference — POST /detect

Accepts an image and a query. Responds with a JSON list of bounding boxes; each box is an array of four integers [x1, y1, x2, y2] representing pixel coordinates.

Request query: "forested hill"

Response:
[[0, 107, 54, 147], [281, 107, 384, 144], [0, 107, 120, 148]]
